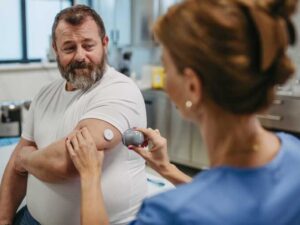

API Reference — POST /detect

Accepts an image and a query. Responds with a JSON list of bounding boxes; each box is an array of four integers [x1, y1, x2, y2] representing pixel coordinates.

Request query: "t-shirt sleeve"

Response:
[[21, 95, 38, 142], [80, 81, 146, 133], [129, 196, 176, 225]]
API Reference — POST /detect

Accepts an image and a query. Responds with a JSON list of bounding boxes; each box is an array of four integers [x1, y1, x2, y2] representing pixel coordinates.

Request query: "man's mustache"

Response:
[[68, 61, 93, 71]]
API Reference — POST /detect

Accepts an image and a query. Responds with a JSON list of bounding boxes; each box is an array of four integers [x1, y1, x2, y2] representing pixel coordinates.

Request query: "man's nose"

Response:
[[74, 47, 86, 62]]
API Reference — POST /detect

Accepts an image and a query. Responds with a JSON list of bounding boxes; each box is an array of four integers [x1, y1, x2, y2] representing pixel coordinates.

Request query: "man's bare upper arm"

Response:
[[17, 120, 122, 181], [76, 118, 122, 150]]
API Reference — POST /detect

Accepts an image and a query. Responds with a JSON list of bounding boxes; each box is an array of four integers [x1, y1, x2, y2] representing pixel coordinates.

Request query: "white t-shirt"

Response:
[[22, 66, 147, 225]]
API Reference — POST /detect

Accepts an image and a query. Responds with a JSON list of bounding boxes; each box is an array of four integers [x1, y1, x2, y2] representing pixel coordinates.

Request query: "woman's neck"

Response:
[[197, 108, 280, 168]]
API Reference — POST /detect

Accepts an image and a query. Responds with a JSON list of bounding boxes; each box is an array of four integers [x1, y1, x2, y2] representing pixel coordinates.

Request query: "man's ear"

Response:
[[182, 68, 203, 106], [52, 41, 58, 56], [102, 36, 109, 53]]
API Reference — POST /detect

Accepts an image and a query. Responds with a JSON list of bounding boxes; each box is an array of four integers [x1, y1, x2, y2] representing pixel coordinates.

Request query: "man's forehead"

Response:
[[56, 18, 99, 36]]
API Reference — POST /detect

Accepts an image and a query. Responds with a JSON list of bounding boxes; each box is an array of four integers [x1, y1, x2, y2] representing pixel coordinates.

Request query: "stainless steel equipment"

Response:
[[0, 102, 26, 137], [258, 95, 300, 134], [142, 89, 172, 140]]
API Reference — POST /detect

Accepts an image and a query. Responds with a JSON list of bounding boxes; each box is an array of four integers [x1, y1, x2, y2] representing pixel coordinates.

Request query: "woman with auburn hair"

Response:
[[66, 0, 300, 224]]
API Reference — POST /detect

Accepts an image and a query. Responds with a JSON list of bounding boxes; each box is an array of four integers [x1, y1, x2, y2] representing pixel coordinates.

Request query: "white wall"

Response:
[[0, 53, 159, 102], [0, 63, 59, 102]]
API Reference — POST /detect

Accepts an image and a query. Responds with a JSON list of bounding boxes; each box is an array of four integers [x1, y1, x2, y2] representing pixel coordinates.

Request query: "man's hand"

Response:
[[0, 138, 36, 222], [14, 146, 37, 176]]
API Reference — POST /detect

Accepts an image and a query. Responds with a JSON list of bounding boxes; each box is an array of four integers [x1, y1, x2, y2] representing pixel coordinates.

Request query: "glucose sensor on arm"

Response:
[[103, 128, 114, 141]]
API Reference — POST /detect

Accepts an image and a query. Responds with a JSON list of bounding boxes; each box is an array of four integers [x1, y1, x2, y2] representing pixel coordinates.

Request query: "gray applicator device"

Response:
[[122, 128, 145, 147]]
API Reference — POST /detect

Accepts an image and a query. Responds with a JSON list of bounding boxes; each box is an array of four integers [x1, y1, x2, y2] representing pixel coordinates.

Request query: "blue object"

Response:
[[147, 178, 166, 187], [13, 206, 41, 225], [0, 137, 20, 147], [130, 133, 300, 225]]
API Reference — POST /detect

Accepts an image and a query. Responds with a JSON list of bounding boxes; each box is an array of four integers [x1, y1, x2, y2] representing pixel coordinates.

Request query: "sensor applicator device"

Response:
[[122, 128, 145, 147]]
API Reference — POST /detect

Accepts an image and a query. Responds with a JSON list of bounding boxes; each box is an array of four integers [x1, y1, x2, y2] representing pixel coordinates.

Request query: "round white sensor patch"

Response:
[[103, 128, 114, 141]]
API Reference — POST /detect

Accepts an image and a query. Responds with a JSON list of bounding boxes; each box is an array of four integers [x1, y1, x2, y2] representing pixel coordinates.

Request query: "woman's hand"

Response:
[[66, 127, 104, 179], [67, 128, 109, 225], [130, 128, 192, 185], [129, 127, 172, 175]]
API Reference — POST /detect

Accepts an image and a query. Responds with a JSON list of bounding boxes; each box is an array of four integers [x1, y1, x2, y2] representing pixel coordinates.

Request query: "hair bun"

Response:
[[262, 0, 298, 17], [257, 0, 298, 45]]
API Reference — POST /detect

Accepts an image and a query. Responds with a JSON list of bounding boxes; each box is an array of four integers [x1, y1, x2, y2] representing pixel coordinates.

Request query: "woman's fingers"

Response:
[[135, 127, 155, 137], [65, 129, 104, 177], [70, 135, 80, 151], [66, 140, 75, 156], [76, 130, 85, 145], [135, 127, 162, 142], [66, 139, 81, 169], [97, 151, 105, 164], [81, 127, 94, 142], [134, 128, 167, 152], [141, 140, 149, 148]]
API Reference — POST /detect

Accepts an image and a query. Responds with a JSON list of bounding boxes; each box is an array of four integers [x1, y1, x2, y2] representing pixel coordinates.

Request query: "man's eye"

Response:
[[84, 45, 94, 50], [63, 47, 74, 52]]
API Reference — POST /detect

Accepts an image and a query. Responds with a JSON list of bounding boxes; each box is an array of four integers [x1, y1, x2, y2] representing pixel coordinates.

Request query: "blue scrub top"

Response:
[[130, 133, 300, 225]]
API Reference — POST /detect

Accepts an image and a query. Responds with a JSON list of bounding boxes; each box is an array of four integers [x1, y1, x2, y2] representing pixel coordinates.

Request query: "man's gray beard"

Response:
[[68, 70, 98, 91], [58, 55, 107, 91]]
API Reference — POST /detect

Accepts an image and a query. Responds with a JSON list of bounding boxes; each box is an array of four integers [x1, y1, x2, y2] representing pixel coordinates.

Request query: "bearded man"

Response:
[[0, 5, 147, 225]]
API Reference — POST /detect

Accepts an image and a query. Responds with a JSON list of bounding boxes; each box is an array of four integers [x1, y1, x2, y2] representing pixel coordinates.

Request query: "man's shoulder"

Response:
[[100, 66, 137, 88], [36, 78, 62, 91], [90, 66, 142, 99], [32, 78, 64, 102]]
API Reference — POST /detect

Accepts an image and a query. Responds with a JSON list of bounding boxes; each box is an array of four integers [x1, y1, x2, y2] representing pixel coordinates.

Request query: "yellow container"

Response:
[[151, 66, 165, 89]]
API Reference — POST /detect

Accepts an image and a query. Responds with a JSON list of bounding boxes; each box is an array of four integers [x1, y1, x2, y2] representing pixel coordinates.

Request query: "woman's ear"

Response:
[[183, 68, 203, 106]]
